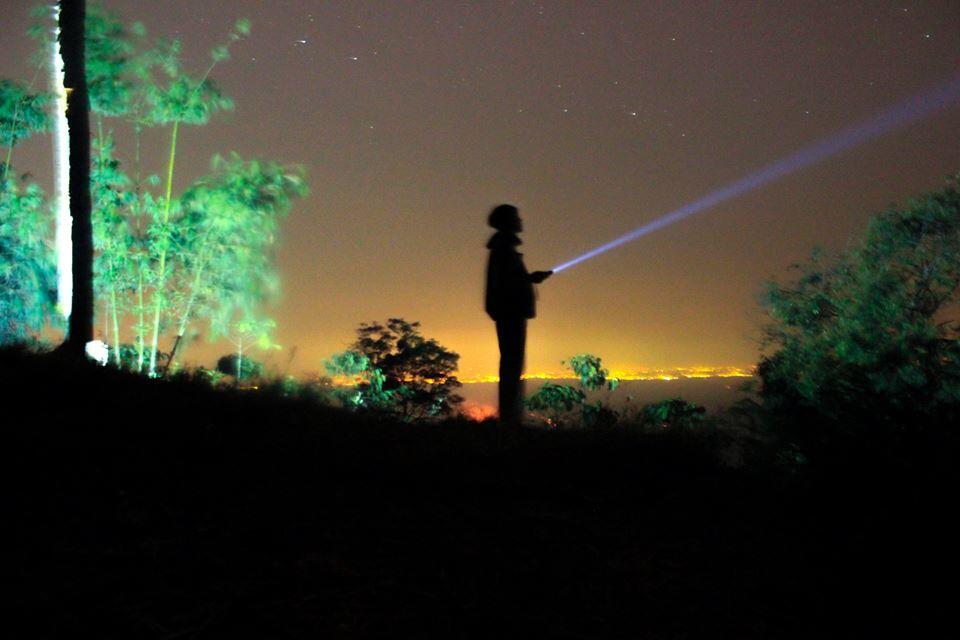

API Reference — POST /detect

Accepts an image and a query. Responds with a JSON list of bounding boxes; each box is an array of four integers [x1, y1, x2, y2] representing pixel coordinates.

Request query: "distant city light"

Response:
[[459, 366, 754, 384]]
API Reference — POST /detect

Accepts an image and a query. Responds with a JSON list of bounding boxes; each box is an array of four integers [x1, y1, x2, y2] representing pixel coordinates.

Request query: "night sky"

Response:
[[2, 1, 959, 379]]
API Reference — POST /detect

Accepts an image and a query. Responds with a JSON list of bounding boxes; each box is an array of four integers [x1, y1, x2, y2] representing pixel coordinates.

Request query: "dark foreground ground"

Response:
[[3, 350, 957, 638]]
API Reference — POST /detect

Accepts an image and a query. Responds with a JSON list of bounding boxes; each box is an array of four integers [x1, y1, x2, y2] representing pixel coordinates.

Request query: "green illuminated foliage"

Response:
[[91, 132, 134, 364], [209, 312, 278, 384], [216, 353, 264, 380], [0, 79, 50, 178], [0, 177, 56, 344], [1, 2, 304, 376], [567, 353, 619, 391], [634, 398, 707, 430], [324, 350, 372, 379], [0, 67, 54, 340], [1, 2, 305, 371], [165, 155, 306, 368], [324, 350, 397, 411], [525, 383, 586, 428], [85, 2, 137, 117], [147, 73, 233, 128], [760, 175, 960, 432], [140, 18, 249, 376], [0, 79, 50, 145], [526, 354, 619, 428]]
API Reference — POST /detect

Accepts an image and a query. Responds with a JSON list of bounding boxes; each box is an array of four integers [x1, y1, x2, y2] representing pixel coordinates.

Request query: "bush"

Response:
[[321, 319, 464, 420], [632, 398, 707, 430], [760, 175, 960, 436], [348, 318, 463, 420], [525, 354, 619, 428], [216, 353, 263, 380]]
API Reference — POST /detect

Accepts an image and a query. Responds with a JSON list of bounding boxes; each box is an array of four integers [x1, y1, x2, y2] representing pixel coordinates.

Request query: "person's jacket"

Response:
[[485, 231, 536, 320]]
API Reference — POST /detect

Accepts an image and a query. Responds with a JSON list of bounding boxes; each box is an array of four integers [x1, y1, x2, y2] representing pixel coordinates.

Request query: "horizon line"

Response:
[[458, 366, 755, 384]]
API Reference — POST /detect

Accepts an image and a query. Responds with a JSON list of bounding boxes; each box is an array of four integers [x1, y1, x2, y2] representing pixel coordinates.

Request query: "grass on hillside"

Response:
[[3, 347, 956, 638]]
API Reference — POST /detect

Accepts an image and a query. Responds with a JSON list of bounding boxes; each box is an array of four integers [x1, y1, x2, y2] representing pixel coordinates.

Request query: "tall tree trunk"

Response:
[[51, 4, 71, 321], [148, 120, 180, 377], [59, 0, 94, 356], [136, 266, 145, 372], [236, 338, 243, 385], [110, 285, 121, 366], [165, 246, 210, 372]]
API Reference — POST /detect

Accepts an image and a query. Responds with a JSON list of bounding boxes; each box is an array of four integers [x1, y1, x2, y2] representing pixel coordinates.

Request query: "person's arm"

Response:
[[529, 270, 553, 284]]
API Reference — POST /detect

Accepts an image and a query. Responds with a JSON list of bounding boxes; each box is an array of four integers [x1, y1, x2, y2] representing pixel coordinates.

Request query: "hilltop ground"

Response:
[[3, 348, 955, 638]]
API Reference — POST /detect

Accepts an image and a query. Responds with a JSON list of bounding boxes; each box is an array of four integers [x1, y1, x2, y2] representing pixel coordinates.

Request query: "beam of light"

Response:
[[551, 73, 960, 274], [51, 4, 72, 319]]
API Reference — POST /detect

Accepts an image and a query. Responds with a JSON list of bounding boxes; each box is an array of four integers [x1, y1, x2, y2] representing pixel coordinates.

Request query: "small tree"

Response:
[[143, 17, 248, 376], [525, 354, 619, 428], [212, 312, 277, 384], [760, 175, 960, 434], [351, 318, 463, 420], [167, 154, 307, 368], [216, 352, 263, 381], [568, 354, 620, 392]]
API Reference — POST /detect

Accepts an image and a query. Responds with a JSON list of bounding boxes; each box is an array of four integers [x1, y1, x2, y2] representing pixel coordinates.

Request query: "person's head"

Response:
[[488, 204, 522, 233]]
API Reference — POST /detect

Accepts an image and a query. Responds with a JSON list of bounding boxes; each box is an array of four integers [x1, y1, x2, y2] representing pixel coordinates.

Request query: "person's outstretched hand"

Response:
[[530, 270, 553, 284]]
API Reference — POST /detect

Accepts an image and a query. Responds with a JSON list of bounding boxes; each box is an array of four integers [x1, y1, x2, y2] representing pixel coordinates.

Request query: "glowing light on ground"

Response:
[[84, 340, 109, 366], [551, 72, 960, 273], [461, 403, 498, 421]]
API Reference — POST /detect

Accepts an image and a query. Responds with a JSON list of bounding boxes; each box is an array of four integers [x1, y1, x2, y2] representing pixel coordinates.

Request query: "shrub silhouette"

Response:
[[326, 318, 463, 420], [634, 398, 707, 430], [216, 352, 263, 381]]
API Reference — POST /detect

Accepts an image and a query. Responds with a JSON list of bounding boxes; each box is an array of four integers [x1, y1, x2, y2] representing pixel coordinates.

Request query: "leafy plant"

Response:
[[323, 350, 397, 411], [216, 353, 264, 381], [567, 353, 619, 391], [167, 154, 307, 369], [1, 3, 304, 376], [213, 314, 279, 384], [760, 175, 960, 433], [525, 383, 586, 428], [634, 398, 707, 430], [525, 354, 619, 428], [141, 17, 249, 376], [0, 79, 50, 179], [0, 177, 55, 344]]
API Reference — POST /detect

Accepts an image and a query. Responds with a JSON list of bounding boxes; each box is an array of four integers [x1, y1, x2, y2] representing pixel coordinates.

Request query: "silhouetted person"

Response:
[[485, 204, 552, 424]]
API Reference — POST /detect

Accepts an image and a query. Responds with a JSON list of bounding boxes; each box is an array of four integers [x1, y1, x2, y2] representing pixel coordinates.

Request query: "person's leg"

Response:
[[496, 318, 526, 424], [496, 320, 513, 422]]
